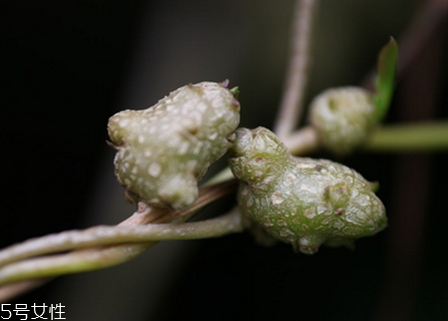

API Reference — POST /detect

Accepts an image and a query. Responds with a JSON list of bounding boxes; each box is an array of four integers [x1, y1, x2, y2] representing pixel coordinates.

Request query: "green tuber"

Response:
[[228, 127, 387, 254], [308, 86, 377, 155], [108, 80, 240, 209]]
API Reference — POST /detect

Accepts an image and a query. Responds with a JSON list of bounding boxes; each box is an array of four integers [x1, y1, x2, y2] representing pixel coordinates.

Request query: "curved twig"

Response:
[[0, 208, 243, 285], [0, 207, 243, 269], [0, 179, 237, 300]]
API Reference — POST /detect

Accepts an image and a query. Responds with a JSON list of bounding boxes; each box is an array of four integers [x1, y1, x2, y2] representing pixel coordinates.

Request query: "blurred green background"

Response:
[[1, 0, 447, 320]]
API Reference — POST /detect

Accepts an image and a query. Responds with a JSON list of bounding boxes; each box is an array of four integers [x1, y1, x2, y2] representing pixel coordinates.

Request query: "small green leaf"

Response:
[[374, 37, 398, 120], [370, 181, 380, 193], [230, 86, 240, 99]]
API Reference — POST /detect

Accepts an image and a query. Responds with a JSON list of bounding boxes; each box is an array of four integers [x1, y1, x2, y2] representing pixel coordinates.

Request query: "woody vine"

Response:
[[1, 0, 448, 302]]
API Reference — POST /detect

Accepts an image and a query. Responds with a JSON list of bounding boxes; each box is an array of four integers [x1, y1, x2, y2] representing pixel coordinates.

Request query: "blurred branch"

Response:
[[283, 125, 319, 154], [363, 0, 448, 89], [365, 121, 448, 152], [395, 0, 448, 79], [372, 23, 443, 320], [274, 0, 319, 140]]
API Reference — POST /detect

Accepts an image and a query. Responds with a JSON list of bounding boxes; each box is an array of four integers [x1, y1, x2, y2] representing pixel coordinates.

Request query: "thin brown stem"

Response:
[[0, 179, 237, 301], [0, 203, 242, 269], [283, 125, 319, 155], [274, 0, 319, 140], [0, 208, 243, 286]]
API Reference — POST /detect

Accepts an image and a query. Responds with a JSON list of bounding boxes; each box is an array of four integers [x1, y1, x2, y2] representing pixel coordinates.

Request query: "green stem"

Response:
[[0, 244, 151, 286], [365, 121, 448, 152], [202, 167, 234, 187], [0, 180, 236, 297], [0, 209, 243, 285]]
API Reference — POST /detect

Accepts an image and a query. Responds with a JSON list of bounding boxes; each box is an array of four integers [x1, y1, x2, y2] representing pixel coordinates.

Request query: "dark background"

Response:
[[1, 0, 448, 320]]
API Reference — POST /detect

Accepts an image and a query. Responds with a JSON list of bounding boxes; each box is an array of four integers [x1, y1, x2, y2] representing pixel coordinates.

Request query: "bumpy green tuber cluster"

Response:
[[309, 87, 377, 155], [228, 127, 387, 254], [108, 81, 240, 209]]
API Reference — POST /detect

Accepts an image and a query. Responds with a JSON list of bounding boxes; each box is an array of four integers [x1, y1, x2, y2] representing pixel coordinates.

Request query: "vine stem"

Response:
[[0, 180, 237, 299], [273, 0, 319, 140], [283, 125, 319, 155], [365, 121, 448, 152], [0, 205, 242, 269], [0, 208, 243, 285], [284, 122, 448, 154]]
